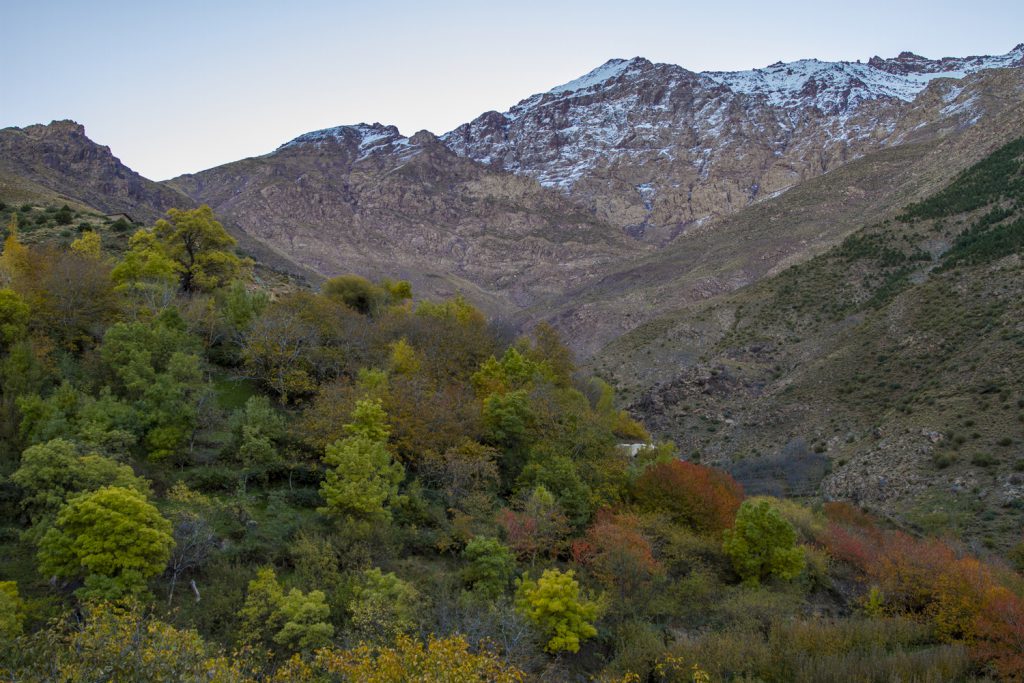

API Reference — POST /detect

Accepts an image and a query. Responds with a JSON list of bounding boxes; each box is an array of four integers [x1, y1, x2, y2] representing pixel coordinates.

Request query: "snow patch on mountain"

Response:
[[550, 58, 633, 94], [703, 46, 1023, 111], [279, 123, 420, 162]]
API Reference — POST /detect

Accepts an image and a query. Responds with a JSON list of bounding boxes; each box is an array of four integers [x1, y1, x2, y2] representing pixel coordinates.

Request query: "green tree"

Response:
[[110, 227, 180, 302], [12, 438, 148, 528], [319, 399, 404, 523], [115, 205, 246, 295], [237, 567, 285, 647], [322, 274, 387, 315], [37, 486, 174, 600], [0, 288, 29, 348], [0, 581, 25, 644], [230, 395, 286, 469], [274, 588, 334, 651], [99, 318, 208, 462], [348, 568, 421, 644], [482, 389, 535, 483], [514, 568, 600, 654], [388, 338, 422, 376], [344, 396, 391, 442], [472, 347, 552, 397], [0, 340, 51, 448], [219, 279, 268, 346], [17, 384, 140, 456], [54, 204, 73, 226], [723, 499, 806, 585], [517, 451, 592, 528], [154, 205, 247, 293], [526, 322, 574, 387], [380, 277, 413, 302], [237, 566, 334, 653], [461, 536, 515, 600]]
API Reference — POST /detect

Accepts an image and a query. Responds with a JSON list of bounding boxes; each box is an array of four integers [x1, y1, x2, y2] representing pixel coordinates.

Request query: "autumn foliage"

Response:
[[822, 513, 1024, 678], [632, 460, 744, 534], [973, 589, 1024, 681], [571, 511, 662, 611], [572, 511, 661, 584]]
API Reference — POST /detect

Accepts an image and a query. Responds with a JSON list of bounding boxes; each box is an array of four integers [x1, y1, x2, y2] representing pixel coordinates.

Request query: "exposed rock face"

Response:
[[444, 46, 1024, 241], [167, 125, 638, 312], [0, 120, 190, 222]]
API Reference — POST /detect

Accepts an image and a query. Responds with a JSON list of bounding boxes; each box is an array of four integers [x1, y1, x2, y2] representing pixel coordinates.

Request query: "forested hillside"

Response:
[[1, 194, 1024, 681]]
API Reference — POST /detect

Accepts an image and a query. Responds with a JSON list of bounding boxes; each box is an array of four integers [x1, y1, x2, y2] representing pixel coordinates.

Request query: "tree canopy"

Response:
[[37, 485, 174, 599]]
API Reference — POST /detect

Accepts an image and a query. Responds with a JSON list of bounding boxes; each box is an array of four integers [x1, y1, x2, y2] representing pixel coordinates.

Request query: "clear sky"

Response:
[[2, 0, 1021, 180]]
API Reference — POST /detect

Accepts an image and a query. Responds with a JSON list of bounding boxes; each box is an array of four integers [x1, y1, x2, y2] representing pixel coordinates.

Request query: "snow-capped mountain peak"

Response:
[[442, 44, 1024, 235], [548, 57, 650, 94], [704, 45, 1024, 111]]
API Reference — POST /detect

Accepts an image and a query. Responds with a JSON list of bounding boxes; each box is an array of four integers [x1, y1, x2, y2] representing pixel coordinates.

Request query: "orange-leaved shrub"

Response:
[[572, 510, 663, 604], [972, 588, 1024, 681], [821, 514, 1024, 679], [632, 460, 743, 534]]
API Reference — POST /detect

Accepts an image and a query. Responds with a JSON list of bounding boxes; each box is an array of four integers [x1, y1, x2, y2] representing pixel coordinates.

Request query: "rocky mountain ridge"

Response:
[[521, 65, 1024, 357], [444, 45, 1024, 237], [166, 127, 635, 311], [0, 120, 190, 222]]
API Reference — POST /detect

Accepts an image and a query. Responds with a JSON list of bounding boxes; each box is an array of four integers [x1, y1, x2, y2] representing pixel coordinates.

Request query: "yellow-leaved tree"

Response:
[[514, 567, 601, 654], [113, 205, 248, 295]]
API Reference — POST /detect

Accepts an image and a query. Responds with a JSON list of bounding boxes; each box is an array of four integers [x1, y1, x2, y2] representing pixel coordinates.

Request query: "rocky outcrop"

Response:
[[0, 120, 191, 222]]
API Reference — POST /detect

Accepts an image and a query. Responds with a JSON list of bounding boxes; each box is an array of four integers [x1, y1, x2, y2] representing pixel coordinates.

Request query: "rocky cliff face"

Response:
[[167, 126, 637, 312], [0, 120, 190, 222], [444, 46, 1024, 241]]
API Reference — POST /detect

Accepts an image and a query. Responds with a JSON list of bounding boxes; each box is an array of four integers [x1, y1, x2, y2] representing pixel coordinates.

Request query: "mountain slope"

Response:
[[591, 133, 1024, 548], [167, 126, 638, 311], [0, 120, 190, 222], [527, 66, 1024, 357], [3, 46, 1023, 343], [0, 120, 318, 282]]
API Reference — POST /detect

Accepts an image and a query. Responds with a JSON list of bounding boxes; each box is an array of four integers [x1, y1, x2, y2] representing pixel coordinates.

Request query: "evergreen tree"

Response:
[[319, 399, 404, 523], [723, 499, 806, 585]]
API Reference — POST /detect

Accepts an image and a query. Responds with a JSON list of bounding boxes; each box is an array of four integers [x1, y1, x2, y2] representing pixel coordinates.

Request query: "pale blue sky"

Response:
[[2, 0, 1020, 179]]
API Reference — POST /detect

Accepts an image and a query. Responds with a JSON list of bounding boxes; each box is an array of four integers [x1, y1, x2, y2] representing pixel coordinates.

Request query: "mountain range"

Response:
[[4, 45, 1022, 317], [3, 44, 1024, 538]]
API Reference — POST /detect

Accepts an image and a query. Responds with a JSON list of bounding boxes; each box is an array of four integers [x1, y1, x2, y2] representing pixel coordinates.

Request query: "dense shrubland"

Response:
[[1, 204, 1023, 681]]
